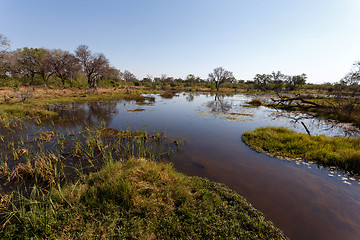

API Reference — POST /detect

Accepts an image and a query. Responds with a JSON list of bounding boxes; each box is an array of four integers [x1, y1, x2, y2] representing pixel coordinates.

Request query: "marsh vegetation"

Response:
[[242, 127, 360, 176]]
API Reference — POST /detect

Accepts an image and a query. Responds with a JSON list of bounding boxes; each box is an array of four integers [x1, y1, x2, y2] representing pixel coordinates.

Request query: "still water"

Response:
[[7, 93, 360, 239]]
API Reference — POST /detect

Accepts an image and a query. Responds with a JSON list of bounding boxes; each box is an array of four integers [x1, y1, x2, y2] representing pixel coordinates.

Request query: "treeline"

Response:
[[0, 33, 359, 93]]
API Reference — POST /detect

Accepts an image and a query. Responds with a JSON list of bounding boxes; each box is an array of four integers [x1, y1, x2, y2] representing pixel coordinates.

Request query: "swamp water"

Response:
[[2, 92, 360, 240]]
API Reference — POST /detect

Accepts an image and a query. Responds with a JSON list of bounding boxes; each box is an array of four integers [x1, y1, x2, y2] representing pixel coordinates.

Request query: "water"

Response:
[[3, 92, 360, 240]]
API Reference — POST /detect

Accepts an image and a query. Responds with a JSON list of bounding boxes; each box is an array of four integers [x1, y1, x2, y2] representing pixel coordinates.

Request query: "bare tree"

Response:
[[0, 33, 10, 51], [341, 61, 360, 86], [75, 45, 109, 88], [208, 67, 233, 91]]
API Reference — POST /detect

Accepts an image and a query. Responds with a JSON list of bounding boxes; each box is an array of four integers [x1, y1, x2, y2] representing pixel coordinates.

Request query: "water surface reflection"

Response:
[[2, 93, 360, 240]]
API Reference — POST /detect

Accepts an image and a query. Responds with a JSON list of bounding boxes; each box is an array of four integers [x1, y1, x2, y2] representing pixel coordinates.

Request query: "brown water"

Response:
[[3, 92, 360, 240]]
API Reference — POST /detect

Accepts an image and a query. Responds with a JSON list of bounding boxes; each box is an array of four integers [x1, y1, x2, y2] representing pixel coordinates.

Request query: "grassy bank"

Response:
[[1, 158, 286, 239], [242, 127, 360, 175], [0, 126, 287, 239], [0, 86, 157, 120]]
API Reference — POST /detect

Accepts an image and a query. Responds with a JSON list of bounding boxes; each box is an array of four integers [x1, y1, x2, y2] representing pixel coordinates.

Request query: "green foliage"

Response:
[[242, 127, 360, 175]]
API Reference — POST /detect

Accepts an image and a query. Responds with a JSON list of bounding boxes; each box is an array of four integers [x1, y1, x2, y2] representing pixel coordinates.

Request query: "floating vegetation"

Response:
[[246, 98, 263, 106], [160, 90, 177, 99], [127, 108, 145, 113], [35, 131, 58, 142]]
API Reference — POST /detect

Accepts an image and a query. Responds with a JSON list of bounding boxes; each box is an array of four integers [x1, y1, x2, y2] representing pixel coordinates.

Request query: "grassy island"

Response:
[[242, 127, 360, 175]]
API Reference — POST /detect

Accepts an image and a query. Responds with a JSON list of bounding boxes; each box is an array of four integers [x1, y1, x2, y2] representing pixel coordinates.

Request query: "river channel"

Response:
[[3, 92, 360, 240]]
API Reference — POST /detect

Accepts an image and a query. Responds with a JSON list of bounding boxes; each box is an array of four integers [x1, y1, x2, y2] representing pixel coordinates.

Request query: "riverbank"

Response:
[[0, 158, 287, 239], [0, 125, 286, 239], [242, 127, 360, 175]]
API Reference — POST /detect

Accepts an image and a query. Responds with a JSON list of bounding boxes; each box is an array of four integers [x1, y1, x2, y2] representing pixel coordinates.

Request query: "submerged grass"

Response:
[[242, 127, 360, 175]]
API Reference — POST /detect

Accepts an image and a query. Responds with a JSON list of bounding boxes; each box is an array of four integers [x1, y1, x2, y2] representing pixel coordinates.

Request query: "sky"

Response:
[[1, 0, 360, 83]]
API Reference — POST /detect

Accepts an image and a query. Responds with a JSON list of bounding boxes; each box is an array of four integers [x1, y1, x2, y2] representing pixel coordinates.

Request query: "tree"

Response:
[[16, 47, 40, 84], [101, 65, 121, 81], [122, 70, 137, 82], [271, 71, 287, 91], [186, 74, 196, 83], [208, 67, 233, 91], [75, 45, 109, 88], [0, 33, 10, 51], [341, 61, 360, 86], [49, 49, 80, 86], [253, 73, 272, 90], [36, 48, 55, 87], [286, 73, 307, 90]]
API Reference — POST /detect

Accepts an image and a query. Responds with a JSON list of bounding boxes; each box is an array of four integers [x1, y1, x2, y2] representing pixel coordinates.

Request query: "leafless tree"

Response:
[[75, 45, 109, 88], [0, 33, 10, 51], [208, 67, 233, 91], [341, 61, 360, 86]]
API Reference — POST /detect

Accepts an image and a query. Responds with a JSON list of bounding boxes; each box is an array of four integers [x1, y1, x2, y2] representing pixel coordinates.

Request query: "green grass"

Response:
[[0, 126, 287, 239], [242, 127, 360, 175], [1, 158, 286, 239]]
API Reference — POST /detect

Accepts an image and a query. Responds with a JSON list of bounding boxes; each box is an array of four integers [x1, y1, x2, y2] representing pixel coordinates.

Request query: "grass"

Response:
[[242, 127, 360, 175], [1, 158, 286, 239], [247, 98, 263, 106], [0, 126, 287, 239], [0, 86, 156, 120]]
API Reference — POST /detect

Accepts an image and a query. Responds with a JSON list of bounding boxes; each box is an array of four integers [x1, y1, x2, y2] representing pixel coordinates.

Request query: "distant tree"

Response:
[[0, 33, 10, 51], [49, 49, 80, 86], [142, 74, 153, 82], [0, 34, 12, 78], [36, 48, 55, 87], [123, 70, 137, 82], [16, 47, 41, 84], [271, 71, 287, 91], [186, 74, 196, 83], [101, 65, 121, 81], [253, 73, 272, 90], [75, 45, 109, 88], [341, 61, 360, 86], [208, 67, 234, 91], [286, 73, 307, 90]]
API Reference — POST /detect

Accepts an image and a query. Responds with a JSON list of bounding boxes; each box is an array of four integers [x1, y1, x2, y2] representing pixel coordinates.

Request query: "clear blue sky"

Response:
[[1, 0, 360, 83]]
